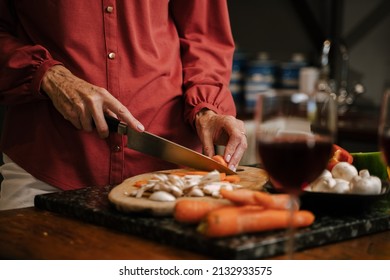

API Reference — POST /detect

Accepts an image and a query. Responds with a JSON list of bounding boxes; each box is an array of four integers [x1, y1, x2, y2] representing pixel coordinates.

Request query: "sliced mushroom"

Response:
[[187, 188, 204, 197], [149, 191, 176, 202]]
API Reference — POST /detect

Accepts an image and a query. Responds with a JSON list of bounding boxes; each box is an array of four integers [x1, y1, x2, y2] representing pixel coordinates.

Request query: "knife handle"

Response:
[[92, 115, 127, 135], [103, 115, 121, 132]]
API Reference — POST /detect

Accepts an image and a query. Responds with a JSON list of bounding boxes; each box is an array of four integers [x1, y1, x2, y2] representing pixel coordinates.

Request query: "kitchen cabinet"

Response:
[[228, 0, 389, 152]]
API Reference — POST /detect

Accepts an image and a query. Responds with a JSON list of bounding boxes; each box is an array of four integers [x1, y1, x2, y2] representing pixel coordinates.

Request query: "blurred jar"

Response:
[[279, 53, 307, 89], [299, 67, 320, 94], [244, 52, 277, 113], [229, 49, 247, 113]]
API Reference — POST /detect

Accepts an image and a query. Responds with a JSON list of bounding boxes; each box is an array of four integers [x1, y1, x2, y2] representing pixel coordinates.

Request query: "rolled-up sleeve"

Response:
[[170, 0, 236, 126], [0, 0, 62, 105]]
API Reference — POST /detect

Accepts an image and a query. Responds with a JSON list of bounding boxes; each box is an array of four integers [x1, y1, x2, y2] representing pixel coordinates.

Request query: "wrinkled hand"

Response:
[[41, 65, 144, 138], [195, 109, 247, 171]]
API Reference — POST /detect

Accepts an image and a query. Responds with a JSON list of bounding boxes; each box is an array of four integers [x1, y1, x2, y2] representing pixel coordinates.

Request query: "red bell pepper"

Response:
[[327, 144, 353, 171]]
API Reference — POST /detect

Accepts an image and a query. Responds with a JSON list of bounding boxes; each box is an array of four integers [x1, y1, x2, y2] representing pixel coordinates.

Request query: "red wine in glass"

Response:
[[257, 135, 333, 195]]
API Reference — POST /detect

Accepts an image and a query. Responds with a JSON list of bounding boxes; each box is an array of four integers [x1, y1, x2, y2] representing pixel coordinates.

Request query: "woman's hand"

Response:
[[41, 65, 144, 138], [195, 109, 247, 171]]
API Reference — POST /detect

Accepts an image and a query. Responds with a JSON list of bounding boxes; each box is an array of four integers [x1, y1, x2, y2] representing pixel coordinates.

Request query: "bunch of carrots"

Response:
[[174, 188, 315, 238]]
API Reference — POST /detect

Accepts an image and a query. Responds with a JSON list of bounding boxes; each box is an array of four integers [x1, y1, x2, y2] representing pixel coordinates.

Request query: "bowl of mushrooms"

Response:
[[300, 153, 390, 214], [264, 151, 390, 214]]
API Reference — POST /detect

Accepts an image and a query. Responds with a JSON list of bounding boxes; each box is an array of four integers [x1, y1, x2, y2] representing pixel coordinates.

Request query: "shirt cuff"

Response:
[[31, 59, 64, 96], [184, 84, 237, 129]]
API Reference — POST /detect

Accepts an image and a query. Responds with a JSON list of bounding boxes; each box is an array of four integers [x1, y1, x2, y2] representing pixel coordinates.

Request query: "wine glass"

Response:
[[254, 90, 337, 258], [379, 88, 390, 167]]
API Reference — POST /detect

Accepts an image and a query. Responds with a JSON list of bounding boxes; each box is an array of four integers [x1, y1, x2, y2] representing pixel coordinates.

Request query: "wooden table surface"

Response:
[[0, 207, 389, 260]]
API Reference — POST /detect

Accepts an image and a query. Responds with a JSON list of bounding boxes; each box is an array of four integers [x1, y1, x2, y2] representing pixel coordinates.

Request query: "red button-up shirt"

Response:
[[0, 0, 236, 190]]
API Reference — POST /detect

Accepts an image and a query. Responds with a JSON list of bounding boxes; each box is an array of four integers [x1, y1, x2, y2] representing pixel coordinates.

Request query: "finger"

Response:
[[196, 126, 215, 157], [223, 131, 248, 170], [104, 97, 144, 132], [59, 103, 83, 130], [202, 135, 215, 158], [66, 112, 83, 130], [87, 98, 110, 138], [92, 111, 110, 138], [78, 105, 94, 133]]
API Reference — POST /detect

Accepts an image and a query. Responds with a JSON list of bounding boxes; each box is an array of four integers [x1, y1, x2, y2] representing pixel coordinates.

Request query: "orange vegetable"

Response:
[[198, 206, 315, 237], [327, 144, 353, 171], [223, 174, 240, 183], [174, 199, 232, 224], [220, 188, 298, 210], [183, 170, 209, 176], [171, 170, 227, 181], [133, 180, 148, 188], [211, 154, 228, 167], [169, 171, 189, 177], [219, 188, 259, 205]]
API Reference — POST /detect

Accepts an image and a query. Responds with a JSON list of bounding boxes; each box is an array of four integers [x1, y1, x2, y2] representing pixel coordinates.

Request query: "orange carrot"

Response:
[[220, 189, 298, 210], [169, 171, 188, 177], [211, 155, 228, 167], [223, 174, 240, 183], [174, 199, 232, 224], [172, 170, 227, 181], [133, 180, 148, 188], [184, 170, 209, 176], [220, 188, 259, 205], [198, 206, 315, 237], [254, 192, 299, 210]]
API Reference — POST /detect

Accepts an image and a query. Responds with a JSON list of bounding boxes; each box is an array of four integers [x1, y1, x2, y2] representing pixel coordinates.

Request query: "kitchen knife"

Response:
[[104, 115, 237, 175]]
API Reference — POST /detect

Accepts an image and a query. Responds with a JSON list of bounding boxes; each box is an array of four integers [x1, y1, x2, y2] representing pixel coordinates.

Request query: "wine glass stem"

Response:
[[285, 194, 300, 259]]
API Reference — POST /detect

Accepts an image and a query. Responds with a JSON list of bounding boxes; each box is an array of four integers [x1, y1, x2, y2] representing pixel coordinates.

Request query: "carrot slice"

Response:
[[223, 174, 240, 183], [169, 171, 188, 177], [185, 170, 209, 176], [211, 155, 228, 167], [133, 180, 148, 188]]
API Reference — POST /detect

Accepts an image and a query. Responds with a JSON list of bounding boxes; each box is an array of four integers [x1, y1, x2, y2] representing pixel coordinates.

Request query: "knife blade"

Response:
[[104, 115, 236, 175]]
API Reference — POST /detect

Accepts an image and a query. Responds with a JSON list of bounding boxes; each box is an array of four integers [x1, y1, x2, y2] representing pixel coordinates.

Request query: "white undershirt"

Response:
[[0, 154, 59, 211]]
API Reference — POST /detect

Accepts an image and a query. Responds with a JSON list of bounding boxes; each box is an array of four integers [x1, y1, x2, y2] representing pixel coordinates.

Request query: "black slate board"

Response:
[[34, 186, 390, 259]]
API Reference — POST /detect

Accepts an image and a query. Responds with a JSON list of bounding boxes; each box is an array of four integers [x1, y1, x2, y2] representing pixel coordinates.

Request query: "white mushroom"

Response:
[[319, 169, 333, 179], [358, 169, 370, 178], [203, 183, 223, 195], [350, 175, 382, 195], [168, 175, 185, 189], [199, 170, 221, 184], [331, 162, 358, 181], [310, 176, 336, 193], [170, 185, 183, 197], [149, 191, 176, 201], [332, 178, 351, 194], [152, 173, 169, 182], [186, 188, 204, 197]]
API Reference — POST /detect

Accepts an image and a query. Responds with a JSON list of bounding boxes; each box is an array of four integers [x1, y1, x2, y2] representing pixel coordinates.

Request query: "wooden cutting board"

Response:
[[108, 166, 268, 216]]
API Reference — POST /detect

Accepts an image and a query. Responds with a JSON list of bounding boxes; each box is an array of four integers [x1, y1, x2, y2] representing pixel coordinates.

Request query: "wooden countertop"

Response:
[[0, 207, 389, 260]]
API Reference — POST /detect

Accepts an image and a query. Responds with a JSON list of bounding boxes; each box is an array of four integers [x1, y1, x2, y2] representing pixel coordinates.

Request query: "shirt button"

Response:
[[112, 145, 121, 152], [108, 52, 116, 59], [106, 6, 114, 13]]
